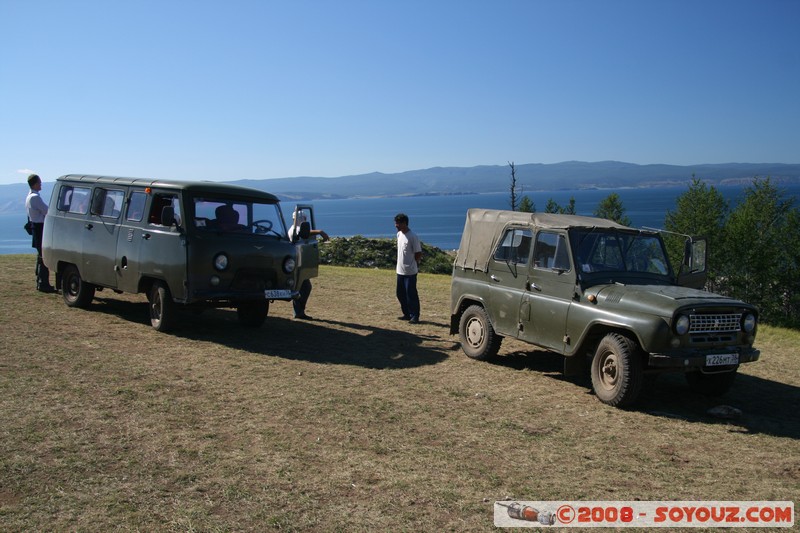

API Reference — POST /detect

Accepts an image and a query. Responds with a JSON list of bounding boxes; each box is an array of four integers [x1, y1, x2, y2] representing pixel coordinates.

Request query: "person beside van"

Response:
[[25, 173, 56, 293], [288, 211, 329, 320]]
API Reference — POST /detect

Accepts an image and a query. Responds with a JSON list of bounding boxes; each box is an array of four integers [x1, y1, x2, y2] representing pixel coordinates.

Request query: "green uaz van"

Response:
[[42, 175, 319, 332]]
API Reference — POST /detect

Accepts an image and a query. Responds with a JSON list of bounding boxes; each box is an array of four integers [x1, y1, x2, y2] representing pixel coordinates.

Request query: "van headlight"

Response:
[[214, 253, 229, 271], [283, 256, 296, 274], [743, 313, 756, 333], [674, 314, 690, 335]]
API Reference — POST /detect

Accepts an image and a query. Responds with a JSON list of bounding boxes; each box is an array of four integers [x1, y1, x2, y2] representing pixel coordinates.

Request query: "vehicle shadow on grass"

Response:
[[90, 296, 450, 370], [489, 347, 800, 440]]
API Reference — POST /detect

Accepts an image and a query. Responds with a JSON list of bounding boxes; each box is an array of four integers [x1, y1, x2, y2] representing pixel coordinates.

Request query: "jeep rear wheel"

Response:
[[686, 368, 737, 396], [237, 300, 269, 327], [591, 333, 644, 407], [61, 264, 95, 308], [459, 305, 502, 360], [149, 281, 177, 332]]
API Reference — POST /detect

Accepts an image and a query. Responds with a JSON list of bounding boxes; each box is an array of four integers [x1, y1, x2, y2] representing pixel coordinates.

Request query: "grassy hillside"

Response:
[[1, 255, 798, 531]]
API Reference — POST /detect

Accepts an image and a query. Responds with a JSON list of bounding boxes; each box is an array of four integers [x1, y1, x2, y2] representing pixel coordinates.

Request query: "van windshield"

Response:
[[192, 197, 287, 238]]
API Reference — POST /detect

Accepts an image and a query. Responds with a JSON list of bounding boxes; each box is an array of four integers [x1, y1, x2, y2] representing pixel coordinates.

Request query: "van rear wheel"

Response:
[[61, 264, 95, 308], [149, 281, 177, 332], [237, 300, 269, 327]]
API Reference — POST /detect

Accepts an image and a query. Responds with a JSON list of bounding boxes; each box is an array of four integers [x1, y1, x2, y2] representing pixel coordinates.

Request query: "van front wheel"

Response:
[[149, 281, 177, 332], [237, 300, 269, 327], [62, 264, 95, 308]]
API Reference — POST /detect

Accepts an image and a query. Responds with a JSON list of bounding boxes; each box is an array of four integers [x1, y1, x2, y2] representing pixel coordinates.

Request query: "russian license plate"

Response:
[[264, 289, 292, 299], [706, 353, 739, 366]]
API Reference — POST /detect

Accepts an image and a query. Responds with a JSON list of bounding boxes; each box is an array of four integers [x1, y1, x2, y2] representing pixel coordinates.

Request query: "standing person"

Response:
[[395, 213, 422, 324], [288, 209, 329, 320], [25, 173, 56, 293]]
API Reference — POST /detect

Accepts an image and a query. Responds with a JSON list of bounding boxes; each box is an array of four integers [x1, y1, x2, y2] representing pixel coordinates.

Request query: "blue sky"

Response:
[[1, 0, 798, 185]]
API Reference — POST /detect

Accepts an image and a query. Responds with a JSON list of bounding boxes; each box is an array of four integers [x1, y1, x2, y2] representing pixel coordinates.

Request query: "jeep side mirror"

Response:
[[161, 206, 176, 227], [677, 237, 708, 289], [299, 221, 311, 240]]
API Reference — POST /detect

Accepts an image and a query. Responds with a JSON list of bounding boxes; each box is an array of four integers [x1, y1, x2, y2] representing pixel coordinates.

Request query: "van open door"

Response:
[[291, 205, 320, 285], [676, 237, 708, 290]]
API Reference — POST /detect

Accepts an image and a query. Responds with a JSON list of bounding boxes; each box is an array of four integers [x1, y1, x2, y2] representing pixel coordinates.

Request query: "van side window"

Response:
[[534, 231, 571, 271], [126, 191, 147, 222], [56, 185, 91, 214], [493, 227, 532, 264], [148, 194, 181, 226], [90, 188, 125, 219]]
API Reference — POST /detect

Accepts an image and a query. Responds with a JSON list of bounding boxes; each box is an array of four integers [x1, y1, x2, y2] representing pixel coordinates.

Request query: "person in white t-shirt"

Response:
[[25, 174, 56, 293], [394, 213, 422, 324]]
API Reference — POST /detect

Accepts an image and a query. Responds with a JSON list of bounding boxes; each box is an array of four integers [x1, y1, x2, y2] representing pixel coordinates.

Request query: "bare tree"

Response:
[[508, 161, 518, 211]]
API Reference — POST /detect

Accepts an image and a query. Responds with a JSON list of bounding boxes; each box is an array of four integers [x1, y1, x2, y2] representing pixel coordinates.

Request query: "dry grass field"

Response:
[[1, 255, 798, 531]]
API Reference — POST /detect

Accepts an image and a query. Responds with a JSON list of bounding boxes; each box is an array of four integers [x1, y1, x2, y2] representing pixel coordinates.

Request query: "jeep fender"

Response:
[[567, 308, 671, 359]]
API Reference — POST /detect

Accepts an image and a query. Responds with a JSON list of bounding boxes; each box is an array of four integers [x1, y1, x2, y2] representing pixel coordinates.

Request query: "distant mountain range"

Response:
[[3, 161, 800, 213]]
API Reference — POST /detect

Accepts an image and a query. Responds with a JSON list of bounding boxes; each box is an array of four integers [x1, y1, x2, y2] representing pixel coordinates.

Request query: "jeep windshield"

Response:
[[572, 229, 672, 279], [192, 197, 287, 238]]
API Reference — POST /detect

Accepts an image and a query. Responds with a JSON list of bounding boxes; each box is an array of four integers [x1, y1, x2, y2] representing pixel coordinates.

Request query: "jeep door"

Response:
[[519, 230, 575, 352], [114, 189, 149, 293], [291, 204, 320, 284], [82, 187, 126, 288], [486, 226, 533, 336]]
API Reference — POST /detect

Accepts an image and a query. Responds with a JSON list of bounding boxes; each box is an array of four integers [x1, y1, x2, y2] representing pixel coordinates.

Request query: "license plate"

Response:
[[264, 289, 292, 299], [706, 353, 739, 366]]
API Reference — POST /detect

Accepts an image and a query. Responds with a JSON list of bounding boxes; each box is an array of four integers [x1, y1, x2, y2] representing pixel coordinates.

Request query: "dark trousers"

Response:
[[396, 274, 420, 320], [32, 223, 51, 289], [293, 279, 312, 317]]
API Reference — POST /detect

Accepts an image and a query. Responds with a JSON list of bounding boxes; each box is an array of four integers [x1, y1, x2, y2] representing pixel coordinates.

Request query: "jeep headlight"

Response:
[[743, 313, 756, 333], [674, 314, 690, 336], [213, 253, 229, 271], [283, 256, 296, 274]]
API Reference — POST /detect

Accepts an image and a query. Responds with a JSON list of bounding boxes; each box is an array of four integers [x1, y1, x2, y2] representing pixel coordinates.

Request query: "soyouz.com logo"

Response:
[[494, 501, 794, 528]]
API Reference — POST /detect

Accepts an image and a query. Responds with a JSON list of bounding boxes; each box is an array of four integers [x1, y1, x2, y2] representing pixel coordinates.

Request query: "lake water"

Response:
[[3, 185, 798, 254]]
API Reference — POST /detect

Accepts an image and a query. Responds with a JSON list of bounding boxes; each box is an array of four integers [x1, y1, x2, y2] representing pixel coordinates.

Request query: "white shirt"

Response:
[[26, 190, 48, 223], [396, 229, 421, 275]]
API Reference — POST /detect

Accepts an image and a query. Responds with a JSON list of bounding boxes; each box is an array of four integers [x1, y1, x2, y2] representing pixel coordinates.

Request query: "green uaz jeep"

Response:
[[450, 209, 759, 407]]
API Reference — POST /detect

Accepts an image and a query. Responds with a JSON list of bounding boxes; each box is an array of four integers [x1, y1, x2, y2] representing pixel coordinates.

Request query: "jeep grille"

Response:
[[689, 313, 742, 334]]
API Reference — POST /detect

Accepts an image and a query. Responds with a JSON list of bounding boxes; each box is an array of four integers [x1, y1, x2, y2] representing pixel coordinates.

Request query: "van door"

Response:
[[137, 191, 187, 301], [291, 204, 320, 284], [486, 226, 532, 337], [519, 230, 575, 352], [114, 189, 149, 293], [83, 187, 126, 288]]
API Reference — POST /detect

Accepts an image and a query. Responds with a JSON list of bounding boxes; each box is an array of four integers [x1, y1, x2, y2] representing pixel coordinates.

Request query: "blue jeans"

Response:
[[396, 274, 420, 320]]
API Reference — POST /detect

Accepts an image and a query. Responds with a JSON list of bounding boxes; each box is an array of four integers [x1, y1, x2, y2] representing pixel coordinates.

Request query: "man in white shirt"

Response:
[[288, 210, 329, 319], [394, 213, 422, 324], [25, 174, 55, 293]]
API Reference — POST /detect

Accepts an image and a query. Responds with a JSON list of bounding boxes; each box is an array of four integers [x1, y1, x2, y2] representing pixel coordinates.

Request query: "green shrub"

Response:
[[319, 235, 454, 274]]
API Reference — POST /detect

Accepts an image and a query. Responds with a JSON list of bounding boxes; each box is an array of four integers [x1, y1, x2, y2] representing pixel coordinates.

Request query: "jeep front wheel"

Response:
[[149, 281, 177, 332], [591, 333, 644, 407], [61, 264, 95, 308], [459, 305, 502, 360]]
